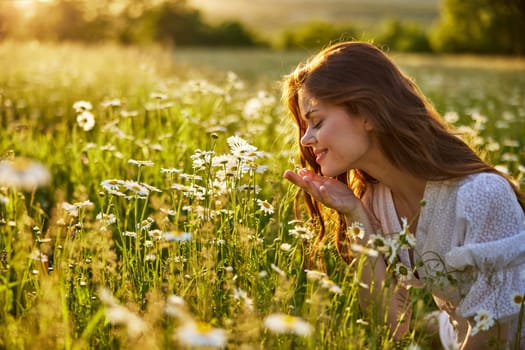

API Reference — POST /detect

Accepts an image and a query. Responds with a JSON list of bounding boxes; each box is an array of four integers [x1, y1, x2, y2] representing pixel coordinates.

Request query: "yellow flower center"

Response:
[[196, 321, 213, 334]]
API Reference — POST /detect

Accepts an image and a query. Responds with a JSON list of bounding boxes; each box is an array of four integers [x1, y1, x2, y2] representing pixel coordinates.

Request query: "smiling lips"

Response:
[[314, 149, 328, 163]]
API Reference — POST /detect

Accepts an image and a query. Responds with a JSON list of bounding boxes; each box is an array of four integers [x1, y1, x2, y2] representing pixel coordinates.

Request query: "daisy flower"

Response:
[[96, 212, 116, 225], [394, 262, 415, 282], [101, 98, 121, 108], [257, 199, 274, 215], [62, 200, 93, 217], [175, 321, 227, 348], [128, 159, 154, 167], [470, 309, 495, 336], [0, 158, 51, 190], [227, 135, 258, 157], [289, 225, 313, 241], [233, 287, 254, 310], [280, 243, 292, 252], [123, 180, 149, 197], [304, 269, 327, 281], [320, 278, 343, 295], [73, 100, 92, 113], [347, 222, 365, 240], [160, 167, 182, 174], [263, 313, 313, 336], [368, 234, 389, 253], [76, 110, 95, 131]]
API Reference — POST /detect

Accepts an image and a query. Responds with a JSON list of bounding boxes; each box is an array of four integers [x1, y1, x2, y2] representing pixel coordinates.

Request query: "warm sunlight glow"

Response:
[[12, 0, 53, 18]]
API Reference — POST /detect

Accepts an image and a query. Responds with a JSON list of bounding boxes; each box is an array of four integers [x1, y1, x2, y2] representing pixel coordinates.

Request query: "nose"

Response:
[[300, 127, 316, 147]]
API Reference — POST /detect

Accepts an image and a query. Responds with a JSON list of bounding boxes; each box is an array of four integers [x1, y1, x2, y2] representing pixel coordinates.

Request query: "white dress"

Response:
[[363, 172, 525, 349]]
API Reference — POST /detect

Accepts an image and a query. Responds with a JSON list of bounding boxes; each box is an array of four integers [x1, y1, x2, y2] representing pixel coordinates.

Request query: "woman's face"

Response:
[[298, 90, 374, 177]]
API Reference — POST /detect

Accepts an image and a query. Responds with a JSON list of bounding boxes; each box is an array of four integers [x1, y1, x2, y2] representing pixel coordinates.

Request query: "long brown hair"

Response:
[[283, 41, 525, 263]]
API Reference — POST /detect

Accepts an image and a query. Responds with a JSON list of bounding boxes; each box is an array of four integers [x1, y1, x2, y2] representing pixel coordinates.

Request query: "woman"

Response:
[[283, 41, 525, 349]]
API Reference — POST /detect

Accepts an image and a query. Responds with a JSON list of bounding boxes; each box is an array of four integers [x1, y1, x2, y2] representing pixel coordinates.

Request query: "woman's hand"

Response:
[[283, 168, 361, 216]]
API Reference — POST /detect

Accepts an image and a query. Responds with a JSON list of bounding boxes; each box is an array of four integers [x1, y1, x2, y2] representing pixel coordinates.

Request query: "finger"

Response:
[[283, 170, 306, 187], [301, 176, 322, 199]]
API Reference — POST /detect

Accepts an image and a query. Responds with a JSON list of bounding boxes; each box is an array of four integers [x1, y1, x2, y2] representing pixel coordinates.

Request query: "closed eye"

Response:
[[313, 120, 323, 129]]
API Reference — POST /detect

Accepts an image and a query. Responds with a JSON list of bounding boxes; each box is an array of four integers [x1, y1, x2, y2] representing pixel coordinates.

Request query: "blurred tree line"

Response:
[[0, 0, 265, 47], [0, 0, 524, 54]]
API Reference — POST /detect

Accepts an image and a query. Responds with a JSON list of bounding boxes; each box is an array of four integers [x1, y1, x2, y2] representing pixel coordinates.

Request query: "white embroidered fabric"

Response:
[[364, 172, 525, 347]]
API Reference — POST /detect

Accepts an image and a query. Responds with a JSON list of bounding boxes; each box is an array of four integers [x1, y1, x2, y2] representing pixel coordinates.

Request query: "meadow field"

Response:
[[0, 41, 524, 349]]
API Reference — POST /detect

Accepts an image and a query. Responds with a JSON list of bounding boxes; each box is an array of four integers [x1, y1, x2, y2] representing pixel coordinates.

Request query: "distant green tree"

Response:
[[377, 19, 431, 52], [208, 21, 264, 47], [431, 0, 525, 54], [280, 21, 358, 49]]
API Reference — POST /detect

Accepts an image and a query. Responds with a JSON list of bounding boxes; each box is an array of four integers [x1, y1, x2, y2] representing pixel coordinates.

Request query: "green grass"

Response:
[[0, 41, 524, 349]]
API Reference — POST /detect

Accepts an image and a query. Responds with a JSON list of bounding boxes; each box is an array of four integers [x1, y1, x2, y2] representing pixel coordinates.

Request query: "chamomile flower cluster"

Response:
[[73, 100, 95, 131]]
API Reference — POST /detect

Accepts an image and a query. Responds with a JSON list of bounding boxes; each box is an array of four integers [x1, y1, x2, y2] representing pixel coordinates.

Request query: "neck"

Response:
[[363, 162, 427, 207]]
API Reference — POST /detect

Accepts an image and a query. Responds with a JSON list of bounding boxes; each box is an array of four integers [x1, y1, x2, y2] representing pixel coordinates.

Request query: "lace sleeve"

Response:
[[444, 173, 525, 320]]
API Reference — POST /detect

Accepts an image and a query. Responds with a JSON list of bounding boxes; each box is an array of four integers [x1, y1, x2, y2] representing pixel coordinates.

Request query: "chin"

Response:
[[320, 167, 346, 178]]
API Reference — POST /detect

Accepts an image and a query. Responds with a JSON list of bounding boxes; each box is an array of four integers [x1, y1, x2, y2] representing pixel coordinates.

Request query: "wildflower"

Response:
[[141, 182, 162, 193], [96, 212, 115, 223], [394, 262, 414, 282], [179, 173, 203, 181], [320, 278, 343, 295], [98, 287, 147, 338], [145, 254, 156, 262], [257, 199, 274, 215], [175, 321, 227, 348], [233, 287, 254, 310], [100, 179, 124, 192], [368, 234, 389, 253], [160, 167, 182, 174], [351, 243, 379, 258], [305, 269, 327, 281], [73, 100, 93, 113], [227, 135, 258, 157], [160, 208, 176, 216], [263, 313, 313, 336], [62, 200, 93, 217], [122, 231, 137, 238], [165, 295, 190, 319], [164, 231, 192, 242], [128, 159, 155, 167], [289, 225, 313, 240], [101, 98, 121, 108], [136, 217, 154, 231], [0, 158, 51, 190], [470, 309, 495, 336], [270, 263, 286, 277], [347, 222, 365, 240], [77, 110, 95, 131], [443, 111, 459, 124], [124, 180, 149, 197], [280, 243, 292, 252]]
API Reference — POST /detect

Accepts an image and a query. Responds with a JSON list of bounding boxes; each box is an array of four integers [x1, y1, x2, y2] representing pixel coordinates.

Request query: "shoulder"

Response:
[[456, 172, 514, 203]]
